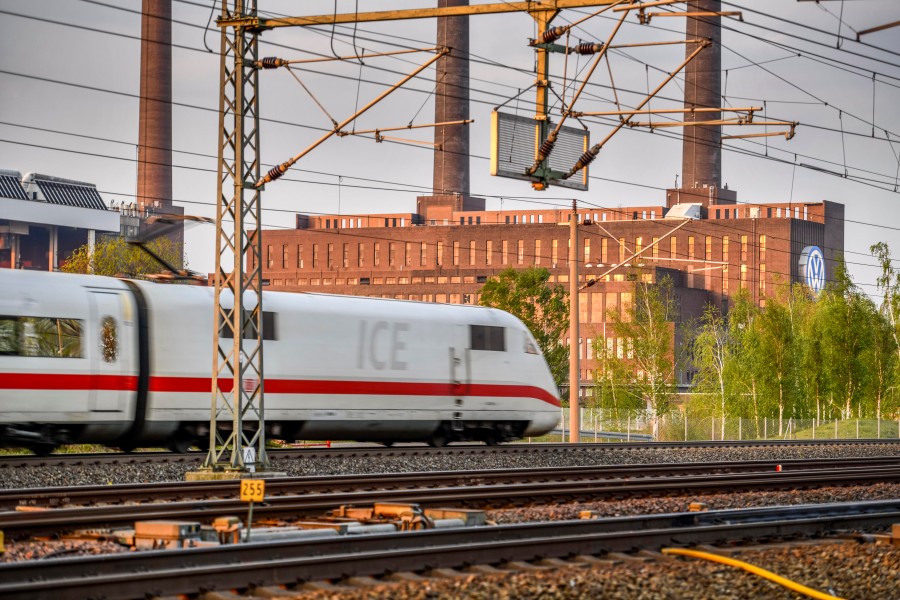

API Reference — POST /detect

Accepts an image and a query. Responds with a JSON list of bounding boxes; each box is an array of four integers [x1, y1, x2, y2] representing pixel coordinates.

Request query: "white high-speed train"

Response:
[[0, 270, 560, 453]]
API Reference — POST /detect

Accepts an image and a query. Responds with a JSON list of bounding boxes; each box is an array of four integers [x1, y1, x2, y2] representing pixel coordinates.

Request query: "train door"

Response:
[[88, 291, 126, 412], [449, 325, 471, 430]]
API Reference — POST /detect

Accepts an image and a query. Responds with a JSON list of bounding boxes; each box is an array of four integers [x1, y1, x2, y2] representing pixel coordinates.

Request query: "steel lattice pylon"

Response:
[[203, 0, 269, 472]]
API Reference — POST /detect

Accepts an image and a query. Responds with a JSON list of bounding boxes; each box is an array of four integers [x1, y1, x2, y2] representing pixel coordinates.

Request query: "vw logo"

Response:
[[799, 246, 825, 294]]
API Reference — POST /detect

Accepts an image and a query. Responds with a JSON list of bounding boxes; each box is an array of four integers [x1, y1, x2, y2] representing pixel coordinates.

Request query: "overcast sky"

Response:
[[2, 0, 899, 300]]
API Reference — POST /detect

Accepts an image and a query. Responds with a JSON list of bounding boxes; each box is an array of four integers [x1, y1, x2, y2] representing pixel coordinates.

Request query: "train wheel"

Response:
[[483, 431, 501, 446], [28, 443, 57, 457], [167, 438, 193, 453], [427, 431, 448, 448]]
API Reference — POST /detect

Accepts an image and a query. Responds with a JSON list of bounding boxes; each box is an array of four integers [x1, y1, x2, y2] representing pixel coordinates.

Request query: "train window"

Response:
[[470, 325, 505, 352], [0, 316, 83, 358], [524, 333, 539, 355], [100, 316, 118, 363], [219, 311, 277, 341]]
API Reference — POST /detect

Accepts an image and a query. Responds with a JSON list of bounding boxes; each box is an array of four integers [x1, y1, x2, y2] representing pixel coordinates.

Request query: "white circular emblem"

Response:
[[799, 246, 825, 294]]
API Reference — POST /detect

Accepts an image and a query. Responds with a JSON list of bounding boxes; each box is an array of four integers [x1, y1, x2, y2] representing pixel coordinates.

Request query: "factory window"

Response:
[[358, 243, 364, 268], [477, 217, 481, 224], [0, 317, 83, 358], [760, 264, 766, 296], [616, 337, 624, 358], [502, 240, 509, 265], [420, 242, 427, 266], [393, 218, 398, 227], [360, 277, 370, 285], [312, 244, 319, 268], [652, 238, 659, 260], [635, 237, 643, 255], [722, 236, 729, 262], [579, 292, 589, 323], [343, 244, 350, 268], [219, 311, 277, 341], [722, 265, 729, 293], [794, 207, 800, 219], [341, 219, 347, 229], [759, 235, 766, 262], [604, 292, 617, 319], [705, 236, 712, 261], [619, 238, 626, 263], [486, 240, 493, 265], [460, 217, 465, 225], [505, 216, 510, 224], [670, 236, 677, 259], [651, 211, 656, 219], [535, 239, 542, 265], [437, 241, 443, 266], [602, 213, 607, 222], [551, 239, 558, 265], [804, 206, 808, 220], [453, 241, 460, 266], [716, 209, 720, 219], [583, 239, 590, 265], [776, 207, 782, 218], [539, 215, 544, 223], [688, 237, 695, 260], [468, 216, 473, 225], [642, 211, 647, 220], [327, 244, 334, 269], [767, 207, 772, 218], [477, 275, 488, 283], [389, 243, 397, 267], [325, 219, 331, 228], [741, 235, 748, 262], [470, 325, 505, 352], [282, 244, 288, 268], [374, 243, 380, 267], [405, 242, 413, 267], [469, 240, 476, 266], [601, 238, 608, 264], [297, 244, 304, 269], [517, 240, 524, 264], [591, 293, 603, 323], [267, 245, 273, 268]]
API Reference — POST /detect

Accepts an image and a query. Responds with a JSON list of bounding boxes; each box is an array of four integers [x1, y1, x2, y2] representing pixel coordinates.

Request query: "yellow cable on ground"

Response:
[[661, 547, 845, 600]]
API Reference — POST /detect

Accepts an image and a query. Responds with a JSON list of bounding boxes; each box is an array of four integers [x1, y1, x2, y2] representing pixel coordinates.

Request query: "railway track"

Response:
[[3, 459, 900, 537], [1, 499, 897, 600], [3, 455, 899, 510], [1, 438, 898, 468]]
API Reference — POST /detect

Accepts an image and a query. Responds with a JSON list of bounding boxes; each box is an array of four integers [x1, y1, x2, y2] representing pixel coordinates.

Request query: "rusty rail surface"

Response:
[[0, 499, 898, 600], [2, 455, 899, 510], [2, 461, 900, 537]]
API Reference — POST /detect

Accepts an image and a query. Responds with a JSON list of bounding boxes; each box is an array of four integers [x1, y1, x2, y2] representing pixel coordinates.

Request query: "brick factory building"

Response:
[[257, 190, 844, 388]]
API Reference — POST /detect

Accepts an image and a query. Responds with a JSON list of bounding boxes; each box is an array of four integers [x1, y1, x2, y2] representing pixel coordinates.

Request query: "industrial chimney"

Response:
[[417, 0, 484, 220], [668, 0, 736, 208]]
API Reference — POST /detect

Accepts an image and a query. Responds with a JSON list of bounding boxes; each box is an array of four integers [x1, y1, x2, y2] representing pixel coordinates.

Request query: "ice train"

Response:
[[0, 270, 560, 453]]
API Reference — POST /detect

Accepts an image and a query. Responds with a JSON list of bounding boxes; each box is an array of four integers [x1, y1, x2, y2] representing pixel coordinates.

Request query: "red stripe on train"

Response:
[[0, 374, 559, 407], [0, 374, 139, 391]]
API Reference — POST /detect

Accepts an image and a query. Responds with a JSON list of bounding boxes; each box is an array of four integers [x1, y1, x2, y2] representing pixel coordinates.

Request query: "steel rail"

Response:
[[3, 464, 900, 537], [2, 438, 899, 468], [0, 500, 897, 600], [2, 455, 898, 510]]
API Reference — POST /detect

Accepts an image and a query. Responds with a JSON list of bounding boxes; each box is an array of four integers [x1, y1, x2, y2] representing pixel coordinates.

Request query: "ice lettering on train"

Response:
[[357, 320, 409, 370]]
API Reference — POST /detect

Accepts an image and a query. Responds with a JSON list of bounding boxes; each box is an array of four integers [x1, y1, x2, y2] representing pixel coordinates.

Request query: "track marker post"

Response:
[[240, 479, 265, 542]]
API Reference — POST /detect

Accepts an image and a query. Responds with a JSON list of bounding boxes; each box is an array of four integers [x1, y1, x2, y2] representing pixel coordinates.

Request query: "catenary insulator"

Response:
[[258, 57, 287, 69], [538, 137, 556, 158], [541, 26, 568, 44], [574, 43, 603, 55], [572, 150, 597, 172]]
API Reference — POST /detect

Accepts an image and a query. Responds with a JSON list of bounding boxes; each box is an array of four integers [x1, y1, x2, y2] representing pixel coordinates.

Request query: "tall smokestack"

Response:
[[681, 0, 721, 192], [137, 0, 173, 212], [432, 0, 470, 196]]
